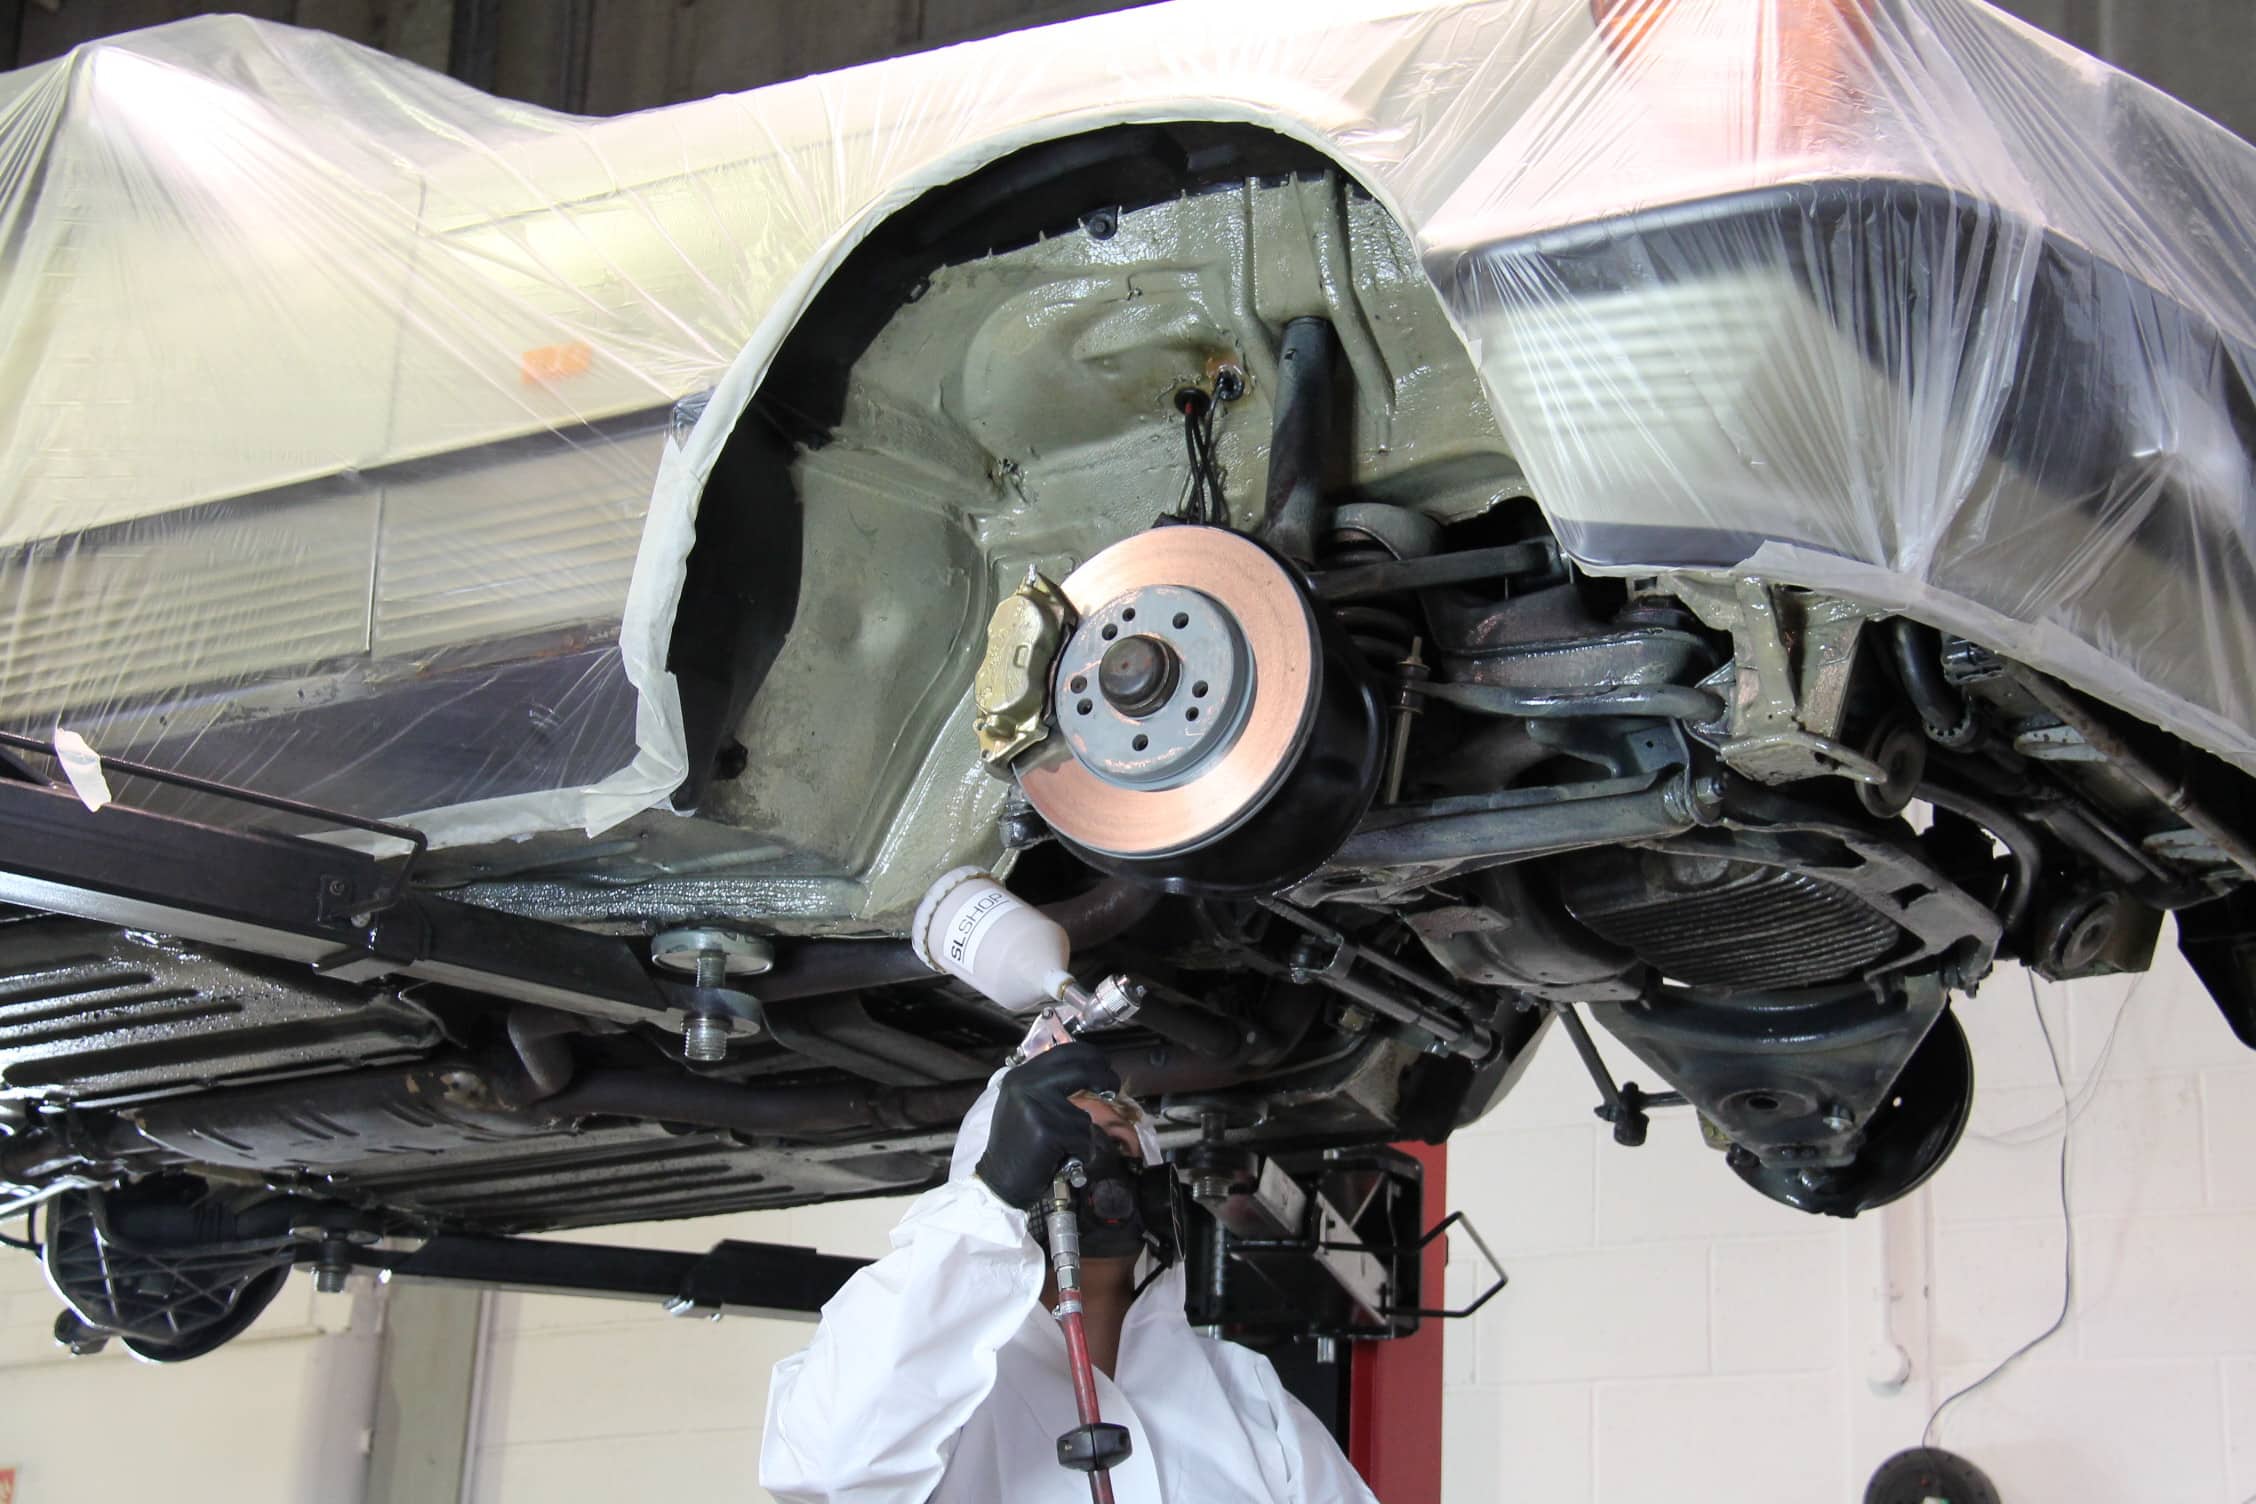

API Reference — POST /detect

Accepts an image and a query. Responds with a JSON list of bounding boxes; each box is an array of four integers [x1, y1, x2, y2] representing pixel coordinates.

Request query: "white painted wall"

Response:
[[1442, 928, 2256, 1503], [462, 1194, 910, 1503], [0, 1253, 380, 1501]]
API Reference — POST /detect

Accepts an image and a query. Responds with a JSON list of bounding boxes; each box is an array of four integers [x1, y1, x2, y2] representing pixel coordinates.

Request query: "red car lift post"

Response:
[[1348, 1139, 1447, 1503]]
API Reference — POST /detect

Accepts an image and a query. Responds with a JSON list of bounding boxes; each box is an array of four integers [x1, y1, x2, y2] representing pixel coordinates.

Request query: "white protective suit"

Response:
[[760, 1075, 1381, 1503]]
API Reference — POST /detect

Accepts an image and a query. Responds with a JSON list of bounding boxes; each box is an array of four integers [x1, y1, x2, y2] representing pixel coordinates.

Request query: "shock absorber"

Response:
[[1258, 317, 1337, 563], [1270, 311, 1425, 807], [1319, 535, 1424, 804]]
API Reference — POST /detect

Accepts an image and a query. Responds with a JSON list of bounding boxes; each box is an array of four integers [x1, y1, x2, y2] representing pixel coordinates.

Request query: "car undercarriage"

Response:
[[5, 119, 2256, 1362]]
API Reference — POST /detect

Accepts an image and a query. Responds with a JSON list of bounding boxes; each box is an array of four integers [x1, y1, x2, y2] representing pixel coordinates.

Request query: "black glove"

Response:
[[974, 1042, 1122, 1210]]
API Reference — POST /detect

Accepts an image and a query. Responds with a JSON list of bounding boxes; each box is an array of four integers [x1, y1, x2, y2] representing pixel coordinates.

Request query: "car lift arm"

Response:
[[352, 1234, 869, 1321], [0, 771, 687, 1032]]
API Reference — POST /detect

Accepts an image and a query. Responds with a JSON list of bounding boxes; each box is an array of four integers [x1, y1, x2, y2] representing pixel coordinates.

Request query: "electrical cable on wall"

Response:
[[1968, 970, 2145, 1149], [1922, 974, 2075, 1449]]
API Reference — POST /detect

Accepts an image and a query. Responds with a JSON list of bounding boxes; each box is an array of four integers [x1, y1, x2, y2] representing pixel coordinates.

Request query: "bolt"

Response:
[[1819, 1103, 1857, 1134], [54, 1310, 113, 1356], [314, 1237, 353, 1294], [682, 1011, 730, 1064], [1080, 207, 1119, 239], [651, 929, 773, 981], [1191, 1172, 1233, 1205], [1772, 1144, 1823, 1164]]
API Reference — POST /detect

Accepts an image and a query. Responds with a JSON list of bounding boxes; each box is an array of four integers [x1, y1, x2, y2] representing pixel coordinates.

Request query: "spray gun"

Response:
[[910, 866, 1145, 1064], [911, 867, 1144, 1501]]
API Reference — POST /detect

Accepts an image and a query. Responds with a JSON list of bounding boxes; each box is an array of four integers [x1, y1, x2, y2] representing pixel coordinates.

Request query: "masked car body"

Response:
[[2, 0, 2254, 1358]]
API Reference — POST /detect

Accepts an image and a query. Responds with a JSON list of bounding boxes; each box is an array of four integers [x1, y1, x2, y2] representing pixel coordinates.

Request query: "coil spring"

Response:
[[1320, 537, 1418, 678], [1321, 534, 1426, 803]]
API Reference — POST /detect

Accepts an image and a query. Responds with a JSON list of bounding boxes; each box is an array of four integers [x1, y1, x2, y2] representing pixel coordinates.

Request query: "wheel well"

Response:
[[666, 123, 1357, 809]]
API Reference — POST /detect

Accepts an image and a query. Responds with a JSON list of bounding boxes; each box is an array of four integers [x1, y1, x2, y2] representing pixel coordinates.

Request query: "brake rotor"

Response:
[[1019, 526, 1380, 894]]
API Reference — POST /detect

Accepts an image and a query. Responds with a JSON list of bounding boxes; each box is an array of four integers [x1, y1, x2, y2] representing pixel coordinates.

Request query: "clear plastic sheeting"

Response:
[[0, 1, 2250, 856], [1430, 0, 2256, 776]]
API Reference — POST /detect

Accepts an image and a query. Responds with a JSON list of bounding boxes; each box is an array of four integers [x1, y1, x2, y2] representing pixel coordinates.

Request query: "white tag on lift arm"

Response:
[[53, 729, 113, 813]]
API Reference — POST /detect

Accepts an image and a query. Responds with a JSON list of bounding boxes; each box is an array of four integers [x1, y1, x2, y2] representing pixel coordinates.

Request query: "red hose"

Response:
[[1056, 1297, 1104, 1429], [1053, 1287, 1116, 1504]]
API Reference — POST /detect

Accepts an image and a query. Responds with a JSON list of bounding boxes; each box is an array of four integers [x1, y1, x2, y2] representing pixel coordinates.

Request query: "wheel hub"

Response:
[[1097, 634, 1178, 716], [1055, 580, 1254, 791]]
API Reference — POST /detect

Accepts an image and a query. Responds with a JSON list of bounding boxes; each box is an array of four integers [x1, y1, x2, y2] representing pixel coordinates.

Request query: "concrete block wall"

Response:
[[462, 1193, 911, 1502], [1443, 929, 2256, 1503], [0, 1188, 882, 1502], [0, 1253, 381, 1500]]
